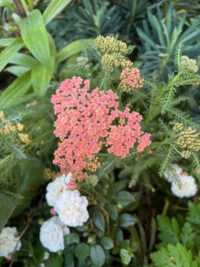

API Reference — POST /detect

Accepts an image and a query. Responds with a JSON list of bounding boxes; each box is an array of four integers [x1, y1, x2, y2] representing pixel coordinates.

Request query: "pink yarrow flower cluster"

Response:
[[120, 68, 143, 91], [51, 76, 151, 171]]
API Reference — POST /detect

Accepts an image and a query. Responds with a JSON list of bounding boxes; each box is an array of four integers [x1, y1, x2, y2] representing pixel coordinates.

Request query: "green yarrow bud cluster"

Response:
[[94, 35, 128, 55], [173, 123, 200, 154], [77, 57, 90, 69], [94, 35, 133, 73], [180, 56, 198, 73], [86, 175, 99, 187]]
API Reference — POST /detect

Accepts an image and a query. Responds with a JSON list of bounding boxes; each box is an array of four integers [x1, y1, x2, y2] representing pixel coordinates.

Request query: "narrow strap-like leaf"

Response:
[[0, 38, 23, 72]]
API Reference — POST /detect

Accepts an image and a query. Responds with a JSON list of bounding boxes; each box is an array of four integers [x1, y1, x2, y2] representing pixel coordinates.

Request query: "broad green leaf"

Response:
[[0, 38, 15, 47], [90, 245, 106, 267], [115, 228, 124, 244], [120, 249, 133, 265], [0, 0, 14, 10], [31, 62, 53, 96], [45, 254, 62, 267], [0, 71, 31, 108], [65, 233, 80, 245], [27, 0, 33, 9], [101, 237, 114, 250], [9, 53, 37, 68], [113, 180, 128, 192], [14, 158, 44, 215], [20, 0, 29, 16], [56, 39, 93, 64], [48, 33, 57, 60], [74, 243, 90, 262], [116, 191, 135, 206], [64, 250, 75, 267], [43, 0, 72, 25], [94, 210, 105, 232], [0, 191, 21, 231], [119, 214, 136, 228], [0, 38, 23, 72], [19, 10, 51, 67], [5, 66, 29, 76], [108, 205, 118, 221]]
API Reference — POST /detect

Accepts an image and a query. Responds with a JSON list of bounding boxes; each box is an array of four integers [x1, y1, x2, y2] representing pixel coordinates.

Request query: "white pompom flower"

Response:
[[40, 216, 70, 252], [171, 174, 197, 198], [46, 173, 72, 207], [164, 164, 182, 182], [55, 190, 89, 227], [0, 227, 21, 258]]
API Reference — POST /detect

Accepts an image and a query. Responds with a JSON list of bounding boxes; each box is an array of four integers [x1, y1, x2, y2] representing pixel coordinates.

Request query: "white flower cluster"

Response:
[[76, 56, 91, 76], [180, 56, 198, 73], [0, 227, 21, 258], [77, 56, 90, 69], [164, 164, 197, 198], [40, 173, 89, 252]]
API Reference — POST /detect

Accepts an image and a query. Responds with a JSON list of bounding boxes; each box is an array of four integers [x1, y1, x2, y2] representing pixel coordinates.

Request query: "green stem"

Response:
[[28, 241, 37, 264], [162, 199, 169, 216]]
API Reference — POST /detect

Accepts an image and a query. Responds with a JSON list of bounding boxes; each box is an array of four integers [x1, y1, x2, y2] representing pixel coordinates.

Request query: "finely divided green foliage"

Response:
[[151, 202, 200, 266], [151, 243, 198, 267]]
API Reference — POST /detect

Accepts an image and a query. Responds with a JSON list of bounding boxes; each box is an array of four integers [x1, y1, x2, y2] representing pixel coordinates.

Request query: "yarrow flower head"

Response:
[[120, 68, 144, 91], [173, 123, 200, 154], [40, 216, 70, 252], [46, 173, 72, 207], [180, 55, 198, 73], [94, 35, 128, 55], [51, 76, 151, 173], [94, 36, 133, 73], [0, 111, 5, 120], [0, 227, 21, 258], [54, 190, 89, 227]]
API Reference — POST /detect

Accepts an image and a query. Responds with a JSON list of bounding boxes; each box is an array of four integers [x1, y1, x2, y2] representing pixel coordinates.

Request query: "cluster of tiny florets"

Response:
[[51, 76, 151, 172], [86, 156, 101, 172], [76, 56, 90, 70], [86, 175, 99, 186], [119, 68, 144, 91], [0, 112, 30, 144], [173, 123, 200, 154], [94, 35, 128, 55], [180, 56, 198, 73], [94, 36, 133, 73], [0, 111, 5, 120]]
